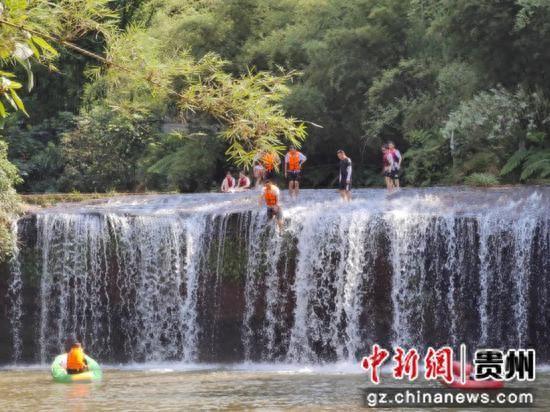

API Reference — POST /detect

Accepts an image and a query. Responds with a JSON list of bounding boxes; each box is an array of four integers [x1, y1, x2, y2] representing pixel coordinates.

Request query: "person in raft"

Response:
[[259, 179, 283, 230], [236, 170, 251, 191], [388, 141, 402, 190], [284, 145, 307, 199], [261, 151, 280, 180], [66, 342, 89, 374], [381, 144, 395, 193], [337, 149, 352, 202], [220, 170, 236, 193]]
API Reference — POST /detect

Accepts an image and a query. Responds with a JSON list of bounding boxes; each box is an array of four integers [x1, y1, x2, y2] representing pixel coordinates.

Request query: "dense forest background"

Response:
[[2, 0, 550, 194]]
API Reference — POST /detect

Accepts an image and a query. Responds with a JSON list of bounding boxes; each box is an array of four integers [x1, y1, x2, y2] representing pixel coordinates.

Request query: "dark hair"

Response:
[[336, 149, 345, 154], [264, 179, 271, 184], [387, 141, 395, 145], [289, 145, 296, 150]]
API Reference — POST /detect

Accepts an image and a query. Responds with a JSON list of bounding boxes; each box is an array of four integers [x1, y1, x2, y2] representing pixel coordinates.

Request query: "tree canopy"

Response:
[[1, 0, 549, 196]]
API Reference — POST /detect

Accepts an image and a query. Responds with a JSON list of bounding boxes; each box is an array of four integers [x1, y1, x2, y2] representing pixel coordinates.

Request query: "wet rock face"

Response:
[[0, 188, 549, 364]]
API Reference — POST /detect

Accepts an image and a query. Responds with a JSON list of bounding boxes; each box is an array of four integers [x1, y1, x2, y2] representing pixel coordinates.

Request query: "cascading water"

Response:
[[1, 187, 549, 364], [7, 221, 23, 362]]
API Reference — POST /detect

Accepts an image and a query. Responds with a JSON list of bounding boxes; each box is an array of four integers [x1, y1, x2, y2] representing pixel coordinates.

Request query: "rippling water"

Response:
[[0, 364, 549, 411]]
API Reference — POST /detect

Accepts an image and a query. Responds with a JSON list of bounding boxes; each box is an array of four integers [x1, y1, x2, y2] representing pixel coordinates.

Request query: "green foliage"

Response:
[[0, 0, 117, 119], [2, 112, 75, 192], [58, 106, 158, 192], [402, 130, 452, 186], [464, 173, 500, 187], [0, 140, 21, 261], [142, 133, 225, 192], [3, 0, 550, 193], [85, 23, 307, 168]]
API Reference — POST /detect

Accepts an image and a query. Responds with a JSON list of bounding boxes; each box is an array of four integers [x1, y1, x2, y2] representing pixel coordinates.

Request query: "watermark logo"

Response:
[[360, 345, 536, 408], [361, 345, 535, 384]]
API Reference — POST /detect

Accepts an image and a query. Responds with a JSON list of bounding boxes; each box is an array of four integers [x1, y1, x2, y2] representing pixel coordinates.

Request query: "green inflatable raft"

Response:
[[51, 353, 102, 383]]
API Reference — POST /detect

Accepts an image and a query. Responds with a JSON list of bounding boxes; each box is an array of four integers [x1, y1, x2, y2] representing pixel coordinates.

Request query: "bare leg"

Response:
[[295, 181, 299, 198], [385, 176, 393, 192], [345, 190, 352, 202]]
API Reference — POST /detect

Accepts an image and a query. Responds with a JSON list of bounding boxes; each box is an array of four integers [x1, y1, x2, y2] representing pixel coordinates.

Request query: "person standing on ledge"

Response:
[[381, 145, 395, 193], [253, 162, 265, 188], [261, 151, 280, 180], [388, 141, 402, 190], [337, 149, 352, 202], [259, 179, 283, 231], [221, 170, 235, 193], [284, 145, 307, 199]]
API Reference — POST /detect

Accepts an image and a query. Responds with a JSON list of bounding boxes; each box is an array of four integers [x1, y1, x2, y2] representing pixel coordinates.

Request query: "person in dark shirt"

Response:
[[337, 149, 352, 202]]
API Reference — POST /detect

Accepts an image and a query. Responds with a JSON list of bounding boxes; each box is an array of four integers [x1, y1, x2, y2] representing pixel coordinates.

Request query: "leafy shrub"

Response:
[[141, 132, 225, 192], [0, 141, 22, 262], [464, 173, 500, 187]]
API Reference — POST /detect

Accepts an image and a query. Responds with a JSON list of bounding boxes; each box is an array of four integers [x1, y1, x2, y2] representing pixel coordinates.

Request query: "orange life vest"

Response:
[[264, 186, 278, 207], [67, 347, 86, 371], [262, 153, 276, 171], [287, 151, 301, 171]]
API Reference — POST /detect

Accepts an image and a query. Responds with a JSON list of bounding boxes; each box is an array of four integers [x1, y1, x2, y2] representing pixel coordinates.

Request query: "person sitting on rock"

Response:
[[220, 171, 236, 193], [236, 171, 251, 191]]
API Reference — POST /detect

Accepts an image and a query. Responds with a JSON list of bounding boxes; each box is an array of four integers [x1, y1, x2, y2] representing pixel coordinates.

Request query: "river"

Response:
[[1, 364, 549, 410]]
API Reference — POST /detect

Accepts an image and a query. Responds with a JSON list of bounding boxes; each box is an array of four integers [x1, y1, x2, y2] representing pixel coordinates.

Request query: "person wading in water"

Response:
[[337, 149, 352, 202], [259, 179, 283, 231]]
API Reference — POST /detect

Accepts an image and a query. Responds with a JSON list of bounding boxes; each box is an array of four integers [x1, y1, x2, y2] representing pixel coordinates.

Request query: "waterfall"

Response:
[[2, 188, 549, 364], [7, 221, 23, 362]]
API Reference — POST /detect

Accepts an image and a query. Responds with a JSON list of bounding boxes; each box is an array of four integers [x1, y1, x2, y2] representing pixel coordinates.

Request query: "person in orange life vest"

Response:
[[261, 152, 280, 180], [66, 342, 89, 374], [236, 171, 251, 191], [259, 180, 283, 230], [221, 171, 236, 193], [284, 145, 307, 199]]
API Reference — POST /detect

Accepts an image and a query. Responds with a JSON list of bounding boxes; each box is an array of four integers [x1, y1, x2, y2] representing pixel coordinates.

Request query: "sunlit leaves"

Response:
[[89, 26, 308, 166], [0, 0, 117, 117]]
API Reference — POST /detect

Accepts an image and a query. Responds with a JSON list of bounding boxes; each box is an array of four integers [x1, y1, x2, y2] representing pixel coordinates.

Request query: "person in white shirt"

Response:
[[388, 141, 402, 189]]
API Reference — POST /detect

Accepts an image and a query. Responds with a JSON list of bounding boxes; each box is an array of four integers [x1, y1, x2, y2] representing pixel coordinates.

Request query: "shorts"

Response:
[[384, 171, 393, 178], [391, 169, 400, 180], [265, 169, 275, 180], [287, 171, 301, 182], [338, 179, 351, 191], [267, 206, 282, 220]]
